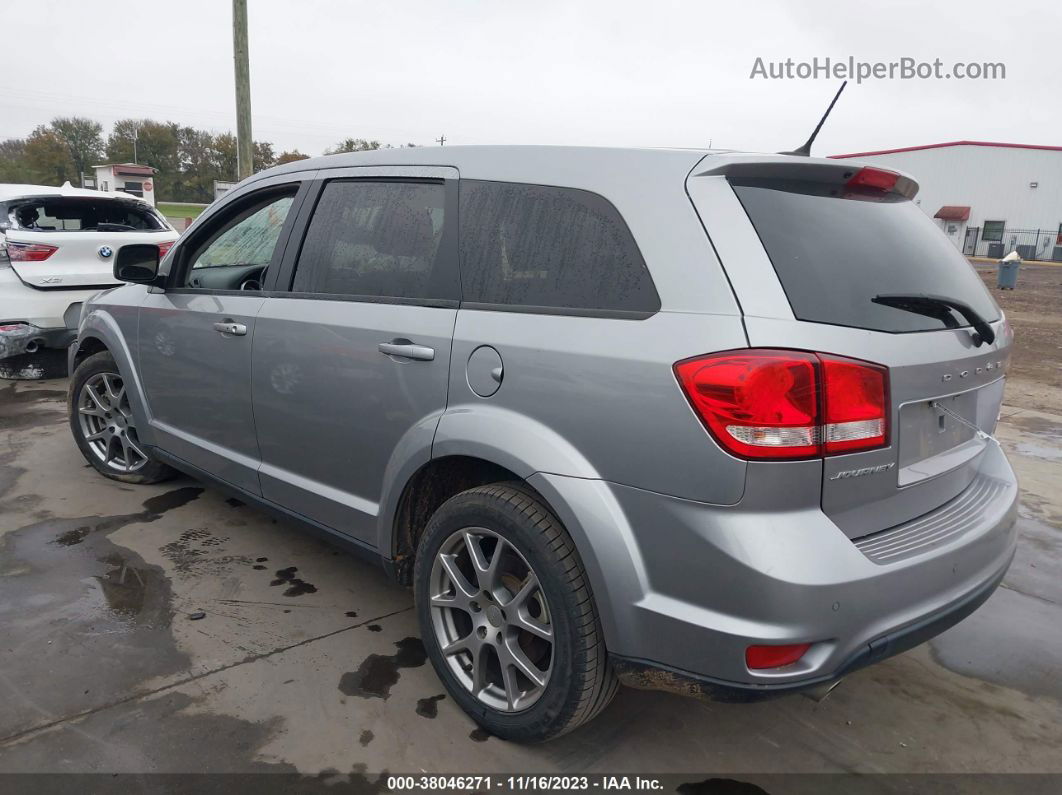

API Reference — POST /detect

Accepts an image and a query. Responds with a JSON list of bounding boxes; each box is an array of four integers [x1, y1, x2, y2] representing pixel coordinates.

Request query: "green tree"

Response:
[[174, 126, 215, 202], [24, 126, 76, 186], [276, 149, 309, 165], [0, 138, 34, 183], [326, 137, 381, 154], [211, 133, 275, 183], [254, 140, 276, 170], [49, 116, 103, 182]]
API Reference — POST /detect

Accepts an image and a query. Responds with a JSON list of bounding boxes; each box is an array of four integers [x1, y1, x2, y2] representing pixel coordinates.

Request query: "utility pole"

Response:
[[435, 134, 446, 146], [233, 0, 253, 181], [132, 126, 139, 163]]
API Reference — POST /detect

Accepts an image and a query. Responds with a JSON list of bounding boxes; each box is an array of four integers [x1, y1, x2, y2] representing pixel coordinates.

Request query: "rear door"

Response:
[[251, 166, 459, 545], [687, 161, 1011, 539], [5, 196, 176, 288], [137, 176, 311, 493]]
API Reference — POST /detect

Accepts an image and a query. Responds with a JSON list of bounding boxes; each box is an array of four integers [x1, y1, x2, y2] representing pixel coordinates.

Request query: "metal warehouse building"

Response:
[[831, 141, 1062, 262]]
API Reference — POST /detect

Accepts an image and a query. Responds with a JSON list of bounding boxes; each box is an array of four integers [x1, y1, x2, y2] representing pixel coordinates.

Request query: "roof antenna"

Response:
[[781, 80, 847, 157]]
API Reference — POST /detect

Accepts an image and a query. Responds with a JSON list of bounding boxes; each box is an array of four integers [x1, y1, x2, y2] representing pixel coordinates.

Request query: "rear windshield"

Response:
[[732, 179, 1000, 333], [9, 197, 165, 232]]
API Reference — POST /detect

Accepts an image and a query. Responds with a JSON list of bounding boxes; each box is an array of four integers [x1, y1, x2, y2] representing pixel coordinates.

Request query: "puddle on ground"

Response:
[[1009, 413, 1062, 440], [269, 565, 318, 596], [337, 637, 427, 699], [359, 729, 374, 746], [0, 690, 299, 774], [53, 526, 91, 546], [415, 693, 446, 718], [1014, 441, 1062, 461], [95, 552, 157, 617], [0, 486, 203, 737]]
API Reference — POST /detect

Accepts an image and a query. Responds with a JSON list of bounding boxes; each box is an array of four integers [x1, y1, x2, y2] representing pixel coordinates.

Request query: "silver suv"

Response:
[[67, 147, 1018, 742]]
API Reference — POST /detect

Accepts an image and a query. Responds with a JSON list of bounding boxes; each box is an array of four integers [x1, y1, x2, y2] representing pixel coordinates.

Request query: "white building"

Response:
[[831, 141, 1062, 261], [88, 163, 158, 207]]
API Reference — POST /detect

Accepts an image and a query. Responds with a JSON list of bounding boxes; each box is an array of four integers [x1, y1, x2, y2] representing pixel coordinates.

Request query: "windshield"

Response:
[[732, 178, 1000, 333]]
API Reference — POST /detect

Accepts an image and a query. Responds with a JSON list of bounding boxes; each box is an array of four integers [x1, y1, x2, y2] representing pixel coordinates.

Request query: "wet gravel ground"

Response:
[[0, 377, 1060, 782]]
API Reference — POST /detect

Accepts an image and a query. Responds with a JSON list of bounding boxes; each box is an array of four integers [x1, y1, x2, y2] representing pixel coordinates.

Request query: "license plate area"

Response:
[[897, 379, 1004, 486]]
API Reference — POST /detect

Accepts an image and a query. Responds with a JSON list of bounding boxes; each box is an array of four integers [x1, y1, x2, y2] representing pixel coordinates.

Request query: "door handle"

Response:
[[213, 321, 248, 336], [378, 341, 435, 361]]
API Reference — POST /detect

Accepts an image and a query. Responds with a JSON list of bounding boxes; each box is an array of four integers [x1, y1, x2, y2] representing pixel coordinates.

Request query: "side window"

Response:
[[292, 180, 448, 300], [458, 180, 659, 314], [180, 190, 295, 288]]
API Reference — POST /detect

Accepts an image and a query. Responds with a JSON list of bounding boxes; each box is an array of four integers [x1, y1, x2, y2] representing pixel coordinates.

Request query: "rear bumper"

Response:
[[530, 440, 1018, 693], [0, 268, 97, 357], [609, 555, 1009, 701], [0, 322, 76, 358]]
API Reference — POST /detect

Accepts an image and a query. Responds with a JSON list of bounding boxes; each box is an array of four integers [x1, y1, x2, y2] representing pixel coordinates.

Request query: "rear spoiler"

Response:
[[690, 155, 919, 200]]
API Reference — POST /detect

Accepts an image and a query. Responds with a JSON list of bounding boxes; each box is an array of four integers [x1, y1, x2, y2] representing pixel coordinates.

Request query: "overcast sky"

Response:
[[4, 0, 1060, 157]]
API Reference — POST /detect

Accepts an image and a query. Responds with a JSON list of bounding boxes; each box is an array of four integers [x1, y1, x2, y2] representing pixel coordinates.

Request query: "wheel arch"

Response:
[[387, 454, 534, 584], [71, 310, 156, 448]]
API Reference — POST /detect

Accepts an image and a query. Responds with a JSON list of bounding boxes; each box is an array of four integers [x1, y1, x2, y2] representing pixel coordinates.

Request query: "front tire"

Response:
[[414, 483, 617, 742], [68, 351, 174, 484]]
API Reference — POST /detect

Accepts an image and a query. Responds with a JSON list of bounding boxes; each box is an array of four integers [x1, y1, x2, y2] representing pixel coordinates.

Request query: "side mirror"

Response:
[[114, 244, 162, 285]]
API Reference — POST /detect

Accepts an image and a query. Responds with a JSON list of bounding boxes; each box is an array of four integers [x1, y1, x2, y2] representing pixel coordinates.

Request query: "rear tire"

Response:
[[414, 482, 617, 742], [68, 351, 174, 484]]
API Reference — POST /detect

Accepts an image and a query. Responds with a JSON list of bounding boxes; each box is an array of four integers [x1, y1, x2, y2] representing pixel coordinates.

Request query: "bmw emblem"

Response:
[[98, 246, 113, 260]]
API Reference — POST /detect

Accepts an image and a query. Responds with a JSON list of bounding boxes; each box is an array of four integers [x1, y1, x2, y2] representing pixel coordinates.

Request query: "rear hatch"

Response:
[[5, 195, 176, 289], [687, 157, 1011, 539]]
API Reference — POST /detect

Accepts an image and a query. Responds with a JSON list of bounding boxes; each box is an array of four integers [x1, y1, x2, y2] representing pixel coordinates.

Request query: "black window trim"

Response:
[[455, 178, 660, 320], [270, 175, 461, 307], [981, 220, 1006, 242], [163, 180, 310, 294], [264, 173, 659, 320]]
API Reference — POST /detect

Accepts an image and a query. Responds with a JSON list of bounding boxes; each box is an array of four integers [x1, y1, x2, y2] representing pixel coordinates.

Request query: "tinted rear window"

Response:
[[459, 180, 659, 315], [732, 179, 999, 333]]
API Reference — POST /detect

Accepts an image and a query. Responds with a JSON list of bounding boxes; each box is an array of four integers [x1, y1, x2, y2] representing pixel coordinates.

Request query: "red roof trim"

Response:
[[830, 140, 1062, 159], [933, 205, 971, 221]]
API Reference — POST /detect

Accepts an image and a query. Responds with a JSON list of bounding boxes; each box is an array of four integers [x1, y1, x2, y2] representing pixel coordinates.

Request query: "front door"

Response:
[[252, 167, 459, 545], [943, 220, 965, 251], [138, 180, 307, 493]]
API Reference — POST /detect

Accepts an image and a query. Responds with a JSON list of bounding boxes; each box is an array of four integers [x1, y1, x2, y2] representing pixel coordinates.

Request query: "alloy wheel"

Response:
[[429, 527, 554, 712], [77, 372, 148, 473]]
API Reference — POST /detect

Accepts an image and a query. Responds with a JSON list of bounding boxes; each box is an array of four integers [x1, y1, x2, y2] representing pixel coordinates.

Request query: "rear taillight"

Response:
[[820, 355, 887, 454], [674, 349, 888, 460], [157, 241, 174, 258], [845, 166, 899, 193], [7, 241, 58, 262], [746, 643, 811, 670]]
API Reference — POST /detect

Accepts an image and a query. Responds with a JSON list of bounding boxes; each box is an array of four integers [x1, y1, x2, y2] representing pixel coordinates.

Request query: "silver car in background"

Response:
[[66, 147, 1017, 742]]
